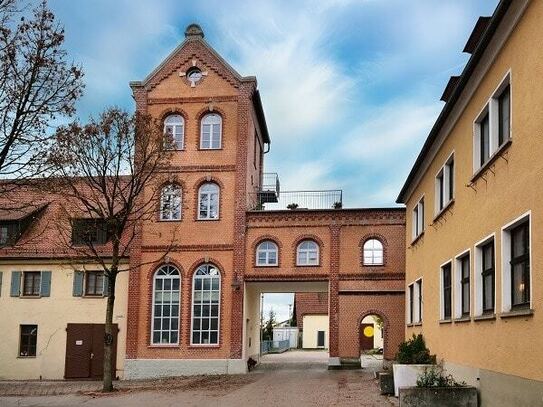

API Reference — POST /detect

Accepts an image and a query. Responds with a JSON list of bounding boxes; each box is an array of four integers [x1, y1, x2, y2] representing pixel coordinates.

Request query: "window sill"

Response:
[[295, 264, 321, 268], [433, 199, 455, 223], [17, 356, 37, 359], [362, 264, 385, 268], [473, 313, 496, 322], [19, 295, 42, 299], [148, 344, 180, 349], [82, 294, 105, 298], [198, 147, 223, 151], [500, 308, 534, 319], [470, 139, 512, 184], [188, 344, 220, 349], [410, 231, 425, 247], [254, 265, 280, 269], [158, 219, 182, 223], [439, 319, 452, 324], [406, 322, 423, 327], [196, 218, 220, 222], [453, 316, 471, 323]]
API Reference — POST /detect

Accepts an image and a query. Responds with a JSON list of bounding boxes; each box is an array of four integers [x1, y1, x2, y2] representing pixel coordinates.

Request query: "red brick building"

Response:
[[123, 24, 406, 377]]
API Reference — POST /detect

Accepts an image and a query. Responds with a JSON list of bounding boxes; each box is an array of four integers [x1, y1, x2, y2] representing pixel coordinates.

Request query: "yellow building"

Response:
[[397, 1, 542, 406]]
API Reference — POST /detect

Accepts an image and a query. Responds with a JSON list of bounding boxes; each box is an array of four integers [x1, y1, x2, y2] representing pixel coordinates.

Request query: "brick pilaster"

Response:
[[328, 224, 341, 357]]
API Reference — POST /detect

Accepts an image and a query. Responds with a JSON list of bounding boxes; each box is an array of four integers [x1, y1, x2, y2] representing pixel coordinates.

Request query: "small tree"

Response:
[[47, 108, 169, 392], [0, 0, 83, 200], [263, 309, 276, 341]]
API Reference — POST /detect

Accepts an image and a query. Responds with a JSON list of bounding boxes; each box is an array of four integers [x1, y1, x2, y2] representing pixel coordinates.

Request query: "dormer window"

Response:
[[72, 219, 109, 246]]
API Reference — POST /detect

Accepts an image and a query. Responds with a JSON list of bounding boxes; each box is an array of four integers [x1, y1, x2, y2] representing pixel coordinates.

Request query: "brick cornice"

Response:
[[157, 165, 236, 173], [148, 95, 238, 105], [339, 272, 405, 281], [141, 244, 234, 253]]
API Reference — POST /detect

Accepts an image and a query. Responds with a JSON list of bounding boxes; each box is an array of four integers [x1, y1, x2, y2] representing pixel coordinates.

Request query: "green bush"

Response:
[[396, 334, 436, 364], [416, 364, 466, 388]]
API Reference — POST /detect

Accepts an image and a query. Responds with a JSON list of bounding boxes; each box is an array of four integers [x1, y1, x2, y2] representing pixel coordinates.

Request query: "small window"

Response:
[[85, 271, 104, 296], [456, 253, 470, 317], [363, 238, 383, 265], [72, 219, 109, 246], [435, 155, 454, 213], [498, 85, 511, 146], [412, 197, 425, 240], [19, 325, 37, 357], [507, 220, 530, 310], [408, 283, 414, 324], [151, 264, 180, 345], [296, 240, 319, 266], [23, 272, 41, 296], [256, 241, 278, 266], [198, 183, 219, 220], [416, 279, 423, 323], [187, 67, 203, 86], [160, 184, 182, 221], [200, 114, 222, 149], [441, 263, 452, 320], [191, 264, 221, 345], [163, 115, 184, 150], [479, 112, 491, 166], [481, 240, 495, 314]]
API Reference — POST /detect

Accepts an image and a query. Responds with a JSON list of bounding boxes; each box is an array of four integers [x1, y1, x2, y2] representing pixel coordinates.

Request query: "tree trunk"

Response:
[[102, 269, 116, 392]]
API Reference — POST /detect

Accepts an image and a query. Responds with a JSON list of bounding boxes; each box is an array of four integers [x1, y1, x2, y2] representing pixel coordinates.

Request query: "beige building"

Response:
[[397, 1, 543, 406], [302, 315, 329, 349]]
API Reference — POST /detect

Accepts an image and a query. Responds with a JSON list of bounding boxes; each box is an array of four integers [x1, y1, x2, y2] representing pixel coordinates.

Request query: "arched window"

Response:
[[163, 114, 184, 150], [363, 239, 384, 265], [160, 184, 182, 220], [191, 264, 221, 345], [200, 113, 222, 149], [256, 240, 278, 266], [151, 264, 180, 345], [296, 240, 319, 266], [198, 183, 219, 220]]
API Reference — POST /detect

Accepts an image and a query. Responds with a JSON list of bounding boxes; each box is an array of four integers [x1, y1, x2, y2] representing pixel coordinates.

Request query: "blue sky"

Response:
[[49, 0, 498, 321]]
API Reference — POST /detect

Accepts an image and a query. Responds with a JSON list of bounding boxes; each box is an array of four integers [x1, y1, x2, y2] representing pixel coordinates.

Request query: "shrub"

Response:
[[416, 364, 466, 388], [396, 334, 436, 364]]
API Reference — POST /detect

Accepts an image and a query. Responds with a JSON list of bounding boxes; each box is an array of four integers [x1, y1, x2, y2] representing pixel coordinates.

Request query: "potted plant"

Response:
[[399, 364, 477, 406], [393, 334, 436, 397], [287, 203, 299, 210]]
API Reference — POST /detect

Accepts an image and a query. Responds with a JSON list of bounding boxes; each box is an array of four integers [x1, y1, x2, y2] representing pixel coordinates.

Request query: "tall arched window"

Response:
[[296, 240, 319, 266], [163, 114, 184, 150], [363, 239, 384, 265], [160, 184, 182, 220], [151, 264, 180, 344], [191, 264, 221, 345], [198, 183, 219, 220], [256, 240, 278, 266], [200, 113, 222, 149]]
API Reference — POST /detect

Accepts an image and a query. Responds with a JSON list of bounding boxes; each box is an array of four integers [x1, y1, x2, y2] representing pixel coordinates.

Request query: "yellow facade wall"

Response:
[[0, 263, 128, 380], [404, 0, 543, 383], [302, 315, 329, 349]]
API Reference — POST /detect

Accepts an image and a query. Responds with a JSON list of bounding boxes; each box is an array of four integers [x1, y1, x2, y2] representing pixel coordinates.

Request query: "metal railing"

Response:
[[261, 339, 290, 355], [261, 173, 280, 194], [250, 189, 343, 211]]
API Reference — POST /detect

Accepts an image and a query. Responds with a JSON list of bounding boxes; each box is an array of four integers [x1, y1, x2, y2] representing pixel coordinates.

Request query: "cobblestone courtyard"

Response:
[[0, 351, 397, 407]]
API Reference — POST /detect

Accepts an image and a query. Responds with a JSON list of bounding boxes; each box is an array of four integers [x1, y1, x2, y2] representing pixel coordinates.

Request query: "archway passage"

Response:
[[359, 313, 385, 370]]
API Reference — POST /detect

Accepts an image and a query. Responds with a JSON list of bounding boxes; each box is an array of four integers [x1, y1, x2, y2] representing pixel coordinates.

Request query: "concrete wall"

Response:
[[243, 283, 261, 362], [273, 327, 298, 349], [302, 315, 328, 349], [0, 263, 128, 380]]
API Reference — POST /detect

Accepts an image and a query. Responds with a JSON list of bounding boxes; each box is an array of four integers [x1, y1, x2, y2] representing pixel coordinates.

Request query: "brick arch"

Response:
[[195, 105, 226, 150], [292, 234, 324, 267], [193, 176, 224, 221], [251, 234, 282, 268], [359, 233, 388, 268], [357, 309, 391, 359], [159, 108, 189, 122], [188, 257, 226, 277]]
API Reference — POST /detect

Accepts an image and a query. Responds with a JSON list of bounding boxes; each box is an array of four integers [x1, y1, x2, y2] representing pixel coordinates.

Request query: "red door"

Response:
[[360, 323, 374, 352]]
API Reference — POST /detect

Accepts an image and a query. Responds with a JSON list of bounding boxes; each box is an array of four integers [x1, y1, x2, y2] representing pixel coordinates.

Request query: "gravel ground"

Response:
[[0, 351, 398, 407]]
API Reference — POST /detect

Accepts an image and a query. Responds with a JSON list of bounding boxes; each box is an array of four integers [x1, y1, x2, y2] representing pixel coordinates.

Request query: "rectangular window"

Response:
[[481, 241, 495, 313], [460, 254, 470, 316], [412, 197, 424, 240], [19, 325, 37, 357], [441, 263, 452, 320], [435, 155, 454, 214], [72, 219, 109, 246], [416, 279, 423, 323], [510, 221, 530, 309], [408, 283, 414, 324], [85, 271, 104, 296], [22, 272, 41, 296], [498, 85, 510, 146], [480, 113, 490, 166]]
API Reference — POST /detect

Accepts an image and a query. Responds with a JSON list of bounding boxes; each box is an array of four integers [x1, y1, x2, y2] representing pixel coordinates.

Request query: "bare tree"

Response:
[[47, 107, 171, 392], [0, 0, 83, 199]]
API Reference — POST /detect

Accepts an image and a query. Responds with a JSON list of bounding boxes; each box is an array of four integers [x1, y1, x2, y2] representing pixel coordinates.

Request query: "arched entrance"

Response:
[[358, 312, 387, 370]]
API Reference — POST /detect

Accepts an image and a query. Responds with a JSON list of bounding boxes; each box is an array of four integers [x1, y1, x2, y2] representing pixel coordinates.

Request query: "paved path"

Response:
[[0, 351, 397, 407]]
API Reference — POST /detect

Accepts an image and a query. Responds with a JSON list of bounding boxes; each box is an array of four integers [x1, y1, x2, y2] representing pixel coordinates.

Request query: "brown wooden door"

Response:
[[360, 323, 374, 352], [65, 323, 118, 380]]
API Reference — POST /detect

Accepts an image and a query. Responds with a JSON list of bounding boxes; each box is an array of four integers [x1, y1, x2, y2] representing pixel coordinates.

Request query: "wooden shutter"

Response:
[[73, 271, 84, 297], [40, 271, 52, 297], [10, 271, 21, 297]]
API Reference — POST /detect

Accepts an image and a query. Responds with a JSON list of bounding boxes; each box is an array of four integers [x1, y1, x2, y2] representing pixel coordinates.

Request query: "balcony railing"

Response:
[[258, 173, 280, 203], [250, 189, 343, 211]]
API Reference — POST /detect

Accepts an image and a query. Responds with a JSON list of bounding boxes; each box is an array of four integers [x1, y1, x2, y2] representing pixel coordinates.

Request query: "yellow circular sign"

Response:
[[363, 326, 374, 338]]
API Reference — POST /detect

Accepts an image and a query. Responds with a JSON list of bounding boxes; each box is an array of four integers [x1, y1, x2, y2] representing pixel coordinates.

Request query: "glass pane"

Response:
[[153, 332, 160, 344], [484, 274, 493, 310], [171, 332, 178, 344], [201, 332, 209, 343], [202, 319, 209, 330], [171, 318, 178, 330], [194, 305, 201, 317], [211, 305, 219, 317], [193, 319, 201, 330], [212, 278, 220, 290], [172, 279, 180, 291], [210, 332, 218, 344], [192, 332, 200, 344], [195, 279, 202, 290], [210, 318, 218, 330], [512, 263, 527, 305], [203, 279, 211, 290], [203, 305, 210, 316]]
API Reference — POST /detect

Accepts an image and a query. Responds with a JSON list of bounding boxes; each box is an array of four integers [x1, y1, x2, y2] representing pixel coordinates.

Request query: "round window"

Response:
[[187, 68, 203, 84]]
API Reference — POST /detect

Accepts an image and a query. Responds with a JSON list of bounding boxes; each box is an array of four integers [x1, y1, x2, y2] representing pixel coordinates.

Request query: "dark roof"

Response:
[[397, 0, 512, 204], [463, 17, 492, 53], [252, 90, 270, 144], [440, 76, 461, 102]]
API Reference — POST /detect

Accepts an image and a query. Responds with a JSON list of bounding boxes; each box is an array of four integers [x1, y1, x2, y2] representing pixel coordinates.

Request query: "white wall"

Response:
[[302, 315, 329, 349], [273, 327, 298, 348]]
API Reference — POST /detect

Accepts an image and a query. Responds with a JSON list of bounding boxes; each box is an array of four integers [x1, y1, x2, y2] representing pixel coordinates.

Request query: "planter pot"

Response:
[[399, 386, 478, 407], [392, 364, 432, 397]]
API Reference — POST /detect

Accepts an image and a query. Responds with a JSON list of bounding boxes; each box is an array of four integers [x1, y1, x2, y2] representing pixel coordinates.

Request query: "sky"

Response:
[[48, 0, 498, 322]]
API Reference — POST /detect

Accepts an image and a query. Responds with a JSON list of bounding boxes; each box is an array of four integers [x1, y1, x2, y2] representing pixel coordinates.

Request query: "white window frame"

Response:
[[407, 282, 414, 324], [454, 249, 471, 319], [296, 240, 320, 266], [200, 113, 222, 150], [501, 211, 531, 313], [434, 152, 454, 215], [363, 239, 384, 266], [474, 233, 496, 316], [190, 264, 221, 346], [160, 184, 182, 221], [163, 114, 184, 150], [151, 264, 181, 345], [439, 260, 453, 321], [473, 71, 511, 172], [198, 183, 220, 220], [256, 240, 279, 266], [414, 278, 423, 323], [412, 195, 425, 240]]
